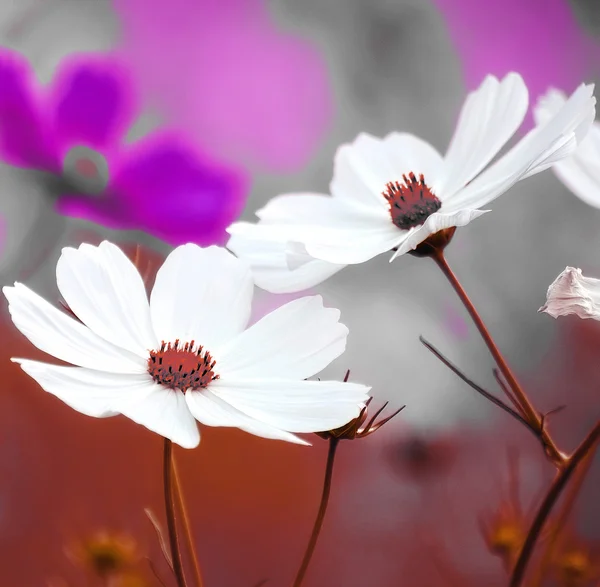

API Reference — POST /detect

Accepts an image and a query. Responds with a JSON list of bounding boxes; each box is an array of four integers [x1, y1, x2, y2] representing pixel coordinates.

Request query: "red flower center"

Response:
[[383, 172, 441, 230], [74, 157, 99, 179], [147, 340, 219, 390], [62, 145, 110, 195]]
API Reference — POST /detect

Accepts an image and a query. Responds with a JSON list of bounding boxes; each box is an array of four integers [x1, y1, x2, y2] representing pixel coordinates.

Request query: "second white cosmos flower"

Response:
[[3, 241, 369, 448], [228, 73, 596, 293], [534, 88, 600, 209]]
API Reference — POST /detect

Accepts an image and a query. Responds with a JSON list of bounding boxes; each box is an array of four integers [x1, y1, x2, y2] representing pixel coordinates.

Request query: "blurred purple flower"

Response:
[[0, 49, 248, 246], [433, 0, 600, 127], [113, 0, 333, 172]]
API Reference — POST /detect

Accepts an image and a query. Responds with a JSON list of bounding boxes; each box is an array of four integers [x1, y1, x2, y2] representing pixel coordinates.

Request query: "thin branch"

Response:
[[420, 337, 537, 437], [431, 251, 565, 467], [145, 556, 170, 587], [172, 456, 205, 587], [163, 438, 188, 587], [510, 419, 600, 587], [145, 508, 174, 571], [292, 438, 339, 587], [533, 445, 596, 587], [493, 369, 526, 414]]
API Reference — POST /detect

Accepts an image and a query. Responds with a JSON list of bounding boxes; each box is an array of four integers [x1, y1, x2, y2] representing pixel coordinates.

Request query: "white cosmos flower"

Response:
[[3, 241, 370, 449], [539, 266, 600, 321], [227, 73, 596, 294], [534, 88, 600, 209]]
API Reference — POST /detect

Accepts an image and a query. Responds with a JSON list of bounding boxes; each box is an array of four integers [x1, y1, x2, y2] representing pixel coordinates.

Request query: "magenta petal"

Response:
[[433, 0, 598, 129], [0, 49, 56, 169], [50, 55, 136, 151], [58, 133, 248, 245], [114, 0, 333, 171]]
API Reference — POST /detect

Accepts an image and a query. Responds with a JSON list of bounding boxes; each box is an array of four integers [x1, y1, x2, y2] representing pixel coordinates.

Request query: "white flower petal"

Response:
[[331, 132, 445, 210], [447, 83, 596, 211], [539, 267, 600, 320], [216, 296, 348, 378], [381, 132, 446, 193], [117, 383, 200, 448], [331, 133, 397, 211], [208, 378, 370, 432], [550, 148, 600, 209], [150, 245, 253, 350], [227, 233, 346, 294], [389, 209, 489, 261], [13, 359, 151, 417], [228, 195, 398, 265], [535, 89, 600, 209], [3, 284, 147, 373], [303, 222, 405, 264], [534, 88, 568, 126], [441, 73, 528, 199], [256, 193, 388, 227], [56, 242, 158, 358], [186, 389, 309, 445]]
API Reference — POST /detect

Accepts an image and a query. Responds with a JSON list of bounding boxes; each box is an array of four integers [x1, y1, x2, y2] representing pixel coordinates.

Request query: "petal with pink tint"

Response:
[[539, 267, 600, 321], [114, 0, 332, 171], [0, 49, 56, 170], [57, 132, 248, 246], [50, 55, 136, 151]]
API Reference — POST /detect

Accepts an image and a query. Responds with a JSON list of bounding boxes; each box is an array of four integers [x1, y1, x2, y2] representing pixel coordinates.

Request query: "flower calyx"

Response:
[[65, 530, 139, 578], [480, 500, 528, 568], [315, 370, 404, 441], [407, 226, 457, 258]]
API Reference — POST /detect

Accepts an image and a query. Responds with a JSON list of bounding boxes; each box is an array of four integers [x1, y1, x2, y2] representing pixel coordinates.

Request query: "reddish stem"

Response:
[[431, 250, 565, 467], [509, 420, 600, 587], [172, 457, 205, 587], [532, 449, 595, 587], [293, 438, 339, 587], [163, 438, 188, 587]]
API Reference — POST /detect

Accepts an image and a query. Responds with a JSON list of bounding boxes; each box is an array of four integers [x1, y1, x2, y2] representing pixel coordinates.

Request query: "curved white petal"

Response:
[[331, 132, 445, 210], [56, 242, 158, 358], [304, 222, 405, 264], [448, 83, 596, 211], [227, 233, 346, 294], [331, 133, 397, 211], [381, 132, 446, 193], [539, 267, 600, 320], [228, 196, 397, 265], [441, 73, 528, 199], [13, 359, 151, 417], [3, 284, 147, 373], [534, 88, 568, 126], [150, 245, 253, 351], [535, 89, 600, 208], [208, 378, 370, 432], [389, 209, 489, 260], [256, 193, 388, 227], [550, 149, 600, 208], [117, 383, 200, 448], [216, 296, 348, 379], [186, 389, 309, 445]]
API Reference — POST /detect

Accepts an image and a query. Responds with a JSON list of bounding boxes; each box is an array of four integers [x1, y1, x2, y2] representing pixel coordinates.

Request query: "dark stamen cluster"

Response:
[[383, 172, 442, 230], [148, 339, 219, 391]]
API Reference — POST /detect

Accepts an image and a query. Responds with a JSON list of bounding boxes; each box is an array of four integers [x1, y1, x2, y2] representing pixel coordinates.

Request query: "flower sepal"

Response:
[[315, 371, 404, 441], [407, 226, 457, 258]]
